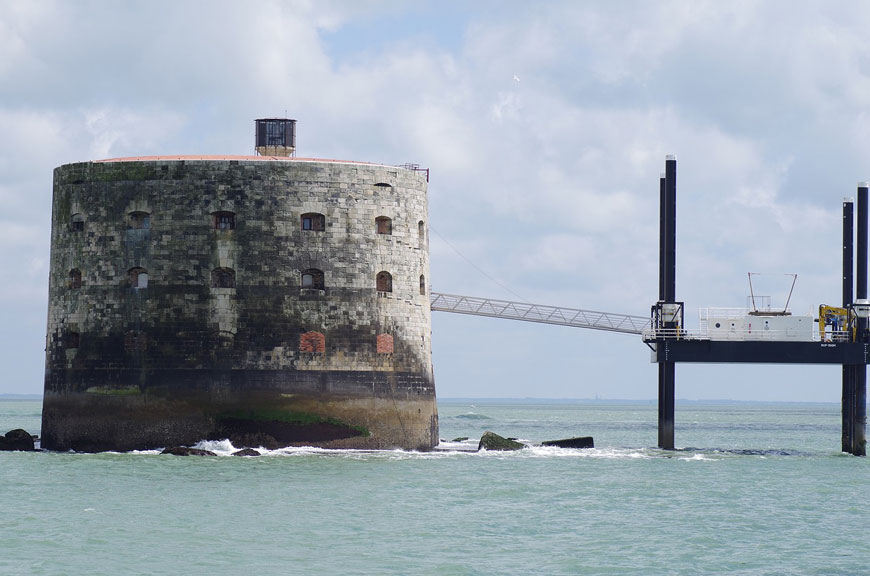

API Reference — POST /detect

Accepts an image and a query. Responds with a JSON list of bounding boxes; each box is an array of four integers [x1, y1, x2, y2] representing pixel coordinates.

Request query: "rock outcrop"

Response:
[[231, 448, 261, 457], [541, 436, 594, 449], [0, 429, 36, 451], [478, 431, 525, 451]]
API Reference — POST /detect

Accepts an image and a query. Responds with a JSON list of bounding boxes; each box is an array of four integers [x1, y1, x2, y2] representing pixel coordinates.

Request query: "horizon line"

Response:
[[0, 394, 852, 405]]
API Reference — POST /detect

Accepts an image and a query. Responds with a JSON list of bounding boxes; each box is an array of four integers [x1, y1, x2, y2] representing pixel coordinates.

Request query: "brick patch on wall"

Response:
[[300, 331, 326, 353], [376, 333, 394, 354]]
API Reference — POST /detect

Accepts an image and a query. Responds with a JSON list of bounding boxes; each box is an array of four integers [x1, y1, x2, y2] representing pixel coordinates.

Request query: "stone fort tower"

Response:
[[42, 118, 437, 451]]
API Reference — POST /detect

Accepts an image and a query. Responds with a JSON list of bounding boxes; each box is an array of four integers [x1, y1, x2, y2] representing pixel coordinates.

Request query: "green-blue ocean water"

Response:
[[1, 398, 869, 575]]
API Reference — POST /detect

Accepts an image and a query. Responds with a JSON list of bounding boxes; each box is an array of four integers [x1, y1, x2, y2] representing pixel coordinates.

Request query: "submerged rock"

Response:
[[0, 429, 36, 451], [542, 436, 594, 449], [451, 437, 469, 442], [161, 446, 217, 456], [478, 431, 525, 451], [232, 448, 261, 457]]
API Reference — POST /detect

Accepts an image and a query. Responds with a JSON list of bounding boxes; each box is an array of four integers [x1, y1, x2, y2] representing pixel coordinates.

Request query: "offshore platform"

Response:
[[644, 156, 869, 456], [425, 156, 870, 455]]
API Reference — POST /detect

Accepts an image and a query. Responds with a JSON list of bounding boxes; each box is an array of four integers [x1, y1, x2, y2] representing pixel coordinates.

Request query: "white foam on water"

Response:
[[52, 441, 665, 461], [53, 437, 667, 461], [145, 442, 766, 462], [75, 449, 161, 456], [433, 442, 654, 460], [522, 445, 653, 459], [191, 439, 239, 455], [435, 440, 477, 451], [270, 445, 335, 457], [679, 453, 717, 462]]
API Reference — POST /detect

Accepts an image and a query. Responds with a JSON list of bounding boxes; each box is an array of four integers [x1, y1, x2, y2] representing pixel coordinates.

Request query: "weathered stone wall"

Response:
[[43, 158, 437, 451]]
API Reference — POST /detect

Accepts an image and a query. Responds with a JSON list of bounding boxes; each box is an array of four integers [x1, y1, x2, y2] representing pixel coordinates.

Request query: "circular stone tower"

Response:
[[42, 155, 437, 451]]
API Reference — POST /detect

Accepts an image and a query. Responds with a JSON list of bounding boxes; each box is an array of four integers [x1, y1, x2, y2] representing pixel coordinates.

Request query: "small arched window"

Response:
[[376, 216, 392, 235], [71, 213, 85, 232], [377, 333, 394, 354], [419, 274, 426, 296], [418, 220, 425, 246], [212, 211, 235, 231], [66, 331, 80, 349], [128, 267, 148, 289], [299, 331, 326, 353], [211, 267, 236, 289], [128, 211, 151, 230], [374, 183, 392, 189], [376, 271, 392, 293], [301, 268, 325, 290], [69, 269, 82, 289], [301, 213, 325, 231]]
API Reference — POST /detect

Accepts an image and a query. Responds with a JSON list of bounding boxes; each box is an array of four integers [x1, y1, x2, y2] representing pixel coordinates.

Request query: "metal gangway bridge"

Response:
[[429, 292, 648, 335]]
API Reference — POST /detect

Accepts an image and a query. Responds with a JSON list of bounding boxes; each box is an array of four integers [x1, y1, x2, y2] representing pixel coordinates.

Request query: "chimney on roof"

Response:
[[255, 118, 296, 157]]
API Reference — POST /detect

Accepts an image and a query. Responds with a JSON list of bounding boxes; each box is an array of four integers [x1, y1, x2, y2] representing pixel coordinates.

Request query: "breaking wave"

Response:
[[453, 412, 492, 420]]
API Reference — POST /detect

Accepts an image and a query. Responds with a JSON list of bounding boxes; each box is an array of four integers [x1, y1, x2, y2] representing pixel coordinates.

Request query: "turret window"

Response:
[[418, 220, 425, 246], [376, 271, 392, 293], [301, 213, 325, 231], [211, 267, 236, 289], [128, 267, 148, 289], [128, 211, 151, 230], [301, 268, 325, 290], [71, 213, 85, 232], [69, 269, 82, 289], [419, 274, 426, 296], [376, 216, 392, 235], [212, 211, 235, 230]]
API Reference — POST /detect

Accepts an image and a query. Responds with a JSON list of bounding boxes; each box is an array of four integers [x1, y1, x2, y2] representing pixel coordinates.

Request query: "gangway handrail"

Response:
[[429, 292, 649, 335]]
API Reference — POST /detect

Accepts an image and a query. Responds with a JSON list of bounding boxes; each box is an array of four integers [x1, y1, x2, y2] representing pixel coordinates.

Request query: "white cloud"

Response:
[[82, 107, 187, 159], [0, 222, 41, 248]]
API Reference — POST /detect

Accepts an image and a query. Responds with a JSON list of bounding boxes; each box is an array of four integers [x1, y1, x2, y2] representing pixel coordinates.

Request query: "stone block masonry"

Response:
[[43, 157, 437, 451]]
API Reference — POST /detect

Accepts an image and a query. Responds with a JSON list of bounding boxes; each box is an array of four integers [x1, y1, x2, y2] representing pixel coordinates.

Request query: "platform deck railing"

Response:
[[641, 326, 850, 343]]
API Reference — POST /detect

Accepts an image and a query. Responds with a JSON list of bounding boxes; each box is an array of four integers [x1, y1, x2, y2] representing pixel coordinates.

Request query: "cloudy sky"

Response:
[[2, 0, 870, 400]]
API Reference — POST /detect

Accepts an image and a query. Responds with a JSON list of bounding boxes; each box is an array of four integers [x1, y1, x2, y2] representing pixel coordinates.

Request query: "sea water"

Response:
[[1, 398, 869, 575]]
